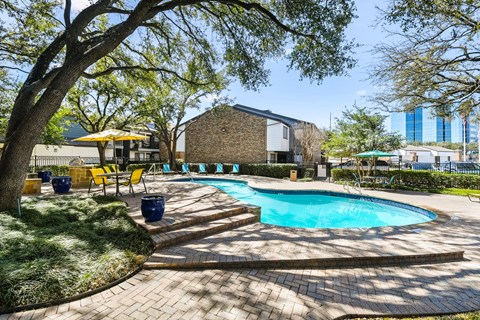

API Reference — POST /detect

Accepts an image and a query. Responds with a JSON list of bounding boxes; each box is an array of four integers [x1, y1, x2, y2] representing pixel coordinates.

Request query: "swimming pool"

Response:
[[175, 178, 436, 229]]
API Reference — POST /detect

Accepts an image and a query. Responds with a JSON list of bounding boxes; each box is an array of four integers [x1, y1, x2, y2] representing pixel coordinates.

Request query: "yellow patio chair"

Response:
[[120, 168, 147, 197], [88, 168, 115, 196]]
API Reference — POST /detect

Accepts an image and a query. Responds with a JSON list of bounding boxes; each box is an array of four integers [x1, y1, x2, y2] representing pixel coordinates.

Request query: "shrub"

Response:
[[126, 163, 162, 172], [240, 163, 298, 179], [0, 195, 152, 308], [127, 162, 298, 179], [331, 168, 480, 190], [298, 168, 315, 182], [33, 165, 69, 176]]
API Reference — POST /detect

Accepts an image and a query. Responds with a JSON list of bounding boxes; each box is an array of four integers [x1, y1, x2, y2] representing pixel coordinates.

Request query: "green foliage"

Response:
[[372, 0, 480, 122], [324, 105, 403, 165], [126, 163, 161, 172], [66, 69, 141, 134], [332, 169, 480, 190], [0, 195, 152, 308], [372, 311, 480, 320], [0, 0, 359, 209], [0, 72, 16, 136], [41, 107, 72, 146], [65, 67, 143, 165], [133, 54, 230, 169], [240, 164, 298, 179], [298, 168, 315, 182], [32, 165, 69, 176], [127, 162, 298, 178]]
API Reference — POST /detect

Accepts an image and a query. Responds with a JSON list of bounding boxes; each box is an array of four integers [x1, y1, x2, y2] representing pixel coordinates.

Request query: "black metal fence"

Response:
[[392, 161, 480, 175], [30, 156, 161, 170], [30, 156, 103, 168]]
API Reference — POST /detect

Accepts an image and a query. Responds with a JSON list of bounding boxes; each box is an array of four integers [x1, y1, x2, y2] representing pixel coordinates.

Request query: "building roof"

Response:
[[403, 145, 429, 151], [63, 122, 89, 140], [400, 145, 457, 153], [232, 104, 308, 126], [181, 104, 314, 127], [421, 145, 456, 152]]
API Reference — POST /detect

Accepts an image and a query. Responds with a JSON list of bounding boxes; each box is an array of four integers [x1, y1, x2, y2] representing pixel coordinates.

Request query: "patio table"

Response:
[[97, 171, 131, 196]]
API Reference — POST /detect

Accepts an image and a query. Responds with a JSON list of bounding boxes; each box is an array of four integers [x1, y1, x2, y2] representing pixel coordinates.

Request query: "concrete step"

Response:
[[150, 212, 259, 250], [140, 204, 258, 234], [143, 250, 464, 270]]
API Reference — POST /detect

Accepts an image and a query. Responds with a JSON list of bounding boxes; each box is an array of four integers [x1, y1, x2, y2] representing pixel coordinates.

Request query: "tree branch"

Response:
[[64, 0, 72, 28], [82, 65, 211, 86]]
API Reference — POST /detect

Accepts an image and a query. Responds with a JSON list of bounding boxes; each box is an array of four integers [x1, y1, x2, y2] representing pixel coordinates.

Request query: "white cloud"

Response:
[[356, 90, 367, 96], [69, 0, 91, 12]]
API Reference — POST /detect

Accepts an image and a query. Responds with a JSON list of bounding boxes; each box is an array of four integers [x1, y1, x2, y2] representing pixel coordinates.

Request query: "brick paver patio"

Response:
[[2, 175, 480, 319]]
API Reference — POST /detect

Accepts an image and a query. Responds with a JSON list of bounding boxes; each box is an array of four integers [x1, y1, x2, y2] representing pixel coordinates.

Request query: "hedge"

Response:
[[126, 162, 299, 179], [332, 168, 480, 190], [235, 163, 298, 179], [32, 165, 69, 177]]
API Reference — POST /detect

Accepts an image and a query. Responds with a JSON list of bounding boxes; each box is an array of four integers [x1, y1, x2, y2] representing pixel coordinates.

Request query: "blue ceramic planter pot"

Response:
[[37, 170, 52, 183], [141, 195, 165, 222], [51, 176, 72, 193]]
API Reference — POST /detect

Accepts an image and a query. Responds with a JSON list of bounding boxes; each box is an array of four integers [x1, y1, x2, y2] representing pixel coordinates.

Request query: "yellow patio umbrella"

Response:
[[74, 129, 147, 167]]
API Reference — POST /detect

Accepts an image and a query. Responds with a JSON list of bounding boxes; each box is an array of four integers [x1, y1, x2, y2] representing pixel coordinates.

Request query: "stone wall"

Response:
[[185, 108, 267, 163], [69, 166, 94, 188], [22, 178, 42, 195]]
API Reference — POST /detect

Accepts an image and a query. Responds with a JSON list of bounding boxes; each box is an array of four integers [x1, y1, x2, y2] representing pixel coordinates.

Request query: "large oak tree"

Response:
[[0, 0, 357, 210], [67, 67, 141, 166]]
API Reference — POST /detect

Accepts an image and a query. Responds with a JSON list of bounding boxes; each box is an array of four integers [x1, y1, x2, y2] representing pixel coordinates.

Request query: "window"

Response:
[[283, 126, 288, 139]]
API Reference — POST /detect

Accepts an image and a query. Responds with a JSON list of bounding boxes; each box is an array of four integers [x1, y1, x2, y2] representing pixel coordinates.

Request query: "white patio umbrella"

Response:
[[73, 129, 147, 167]]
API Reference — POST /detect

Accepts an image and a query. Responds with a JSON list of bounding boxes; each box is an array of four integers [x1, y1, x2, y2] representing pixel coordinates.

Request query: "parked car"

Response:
[[333, 160, 390, 171], [439, 162, 480, 174], [401, 162, 438, 171]]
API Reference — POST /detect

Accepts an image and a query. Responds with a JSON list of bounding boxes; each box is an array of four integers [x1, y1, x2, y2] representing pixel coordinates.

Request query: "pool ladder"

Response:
[[343, 181, 362, 195]]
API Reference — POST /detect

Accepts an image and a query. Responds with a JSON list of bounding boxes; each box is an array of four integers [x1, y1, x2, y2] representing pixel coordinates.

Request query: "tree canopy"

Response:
[[371, 0, 480, 118], [324, 105, 403, 159], [67, 64, 142, 165], [135, 54, 229, 169], [0, 0, 358, 210]]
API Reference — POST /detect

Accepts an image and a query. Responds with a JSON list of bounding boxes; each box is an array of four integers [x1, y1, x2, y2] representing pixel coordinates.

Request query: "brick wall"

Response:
[[185, 108, 267, 163]]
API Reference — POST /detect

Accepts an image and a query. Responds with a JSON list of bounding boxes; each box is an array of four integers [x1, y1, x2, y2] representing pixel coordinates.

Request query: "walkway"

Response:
[[2, 176, 480, 319]]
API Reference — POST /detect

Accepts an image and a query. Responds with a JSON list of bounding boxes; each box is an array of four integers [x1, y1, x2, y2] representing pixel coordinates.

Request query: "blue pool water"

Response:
[[178, 178, 436, 229]]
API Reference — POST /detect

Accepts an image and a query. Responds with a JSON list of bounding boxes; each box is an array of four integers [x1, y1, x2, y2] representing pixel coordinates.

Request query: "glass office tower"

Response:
[[391, 107, 477, 143]]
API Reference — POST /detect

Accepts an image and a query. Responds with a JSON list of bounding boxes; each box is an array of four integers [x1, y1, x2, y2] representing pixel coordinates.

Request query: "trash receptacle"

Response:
[[290, 170, 297, 181]]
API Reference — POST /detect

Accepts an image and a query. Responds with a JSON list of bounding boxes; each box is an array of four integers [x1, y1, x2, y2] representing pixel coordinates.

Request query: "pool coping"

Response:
[[170, 177, 451, 232], [6, 175, 480, 319]]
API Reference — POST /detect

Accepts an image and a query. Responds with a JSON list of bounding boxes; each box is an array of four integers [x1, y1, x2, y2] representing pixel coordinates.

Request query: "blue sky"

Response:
[[3, 1, 386, 130], [187, 1, 387, 129]]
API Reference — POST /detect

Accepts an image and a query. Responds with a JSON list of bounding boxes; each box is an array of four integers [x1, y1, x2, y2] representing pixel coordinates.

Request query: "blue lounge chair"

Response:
[[230, 163, 240, 174], [198, 163, 207, 174], [162, 163, 175, 174], [215, 163, 224, 174], [181, 163, 190, 174]]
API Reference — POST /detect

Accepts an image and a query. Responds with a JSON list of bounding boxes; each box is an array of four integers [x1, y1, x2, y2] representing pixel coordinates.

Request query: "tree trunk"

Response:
[[0, 126, 40, 211], [169, 138, 177, 170], [0, 10, 151, 210], [97, 141, 107, 166], [0, 65, 84, 210]]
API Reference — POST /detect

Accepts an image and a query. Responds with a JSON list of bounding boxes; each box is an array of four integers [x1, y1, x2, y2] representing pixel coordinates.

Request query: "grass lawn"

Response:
[[436, 188, 480, 197], [368, 312, 480, 319], [0, 195, 153, 309]]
